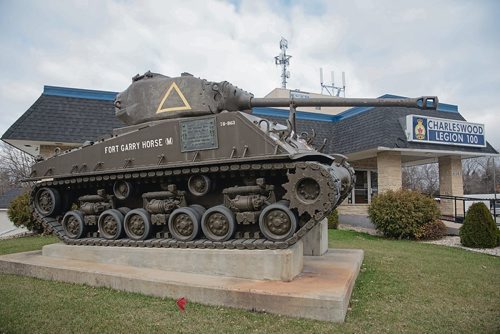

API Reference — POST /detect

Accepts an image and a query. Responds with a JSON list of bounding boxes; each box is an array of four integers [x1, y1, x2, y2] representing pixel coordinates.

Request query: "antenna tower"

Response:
[[320, 68, 346, 97], [274, 37, 292, 89]]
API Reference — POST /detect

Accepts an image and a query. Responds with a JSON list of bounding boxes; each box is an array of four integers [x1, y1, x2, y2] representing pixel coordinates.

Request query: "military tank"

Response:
[[27, 72, 438, 250]]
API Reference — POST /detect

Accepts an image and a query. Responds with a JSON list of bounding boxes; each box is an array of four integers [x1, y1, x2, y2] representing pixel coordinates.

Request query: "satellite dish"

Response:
[[286, 71, 290, 78]]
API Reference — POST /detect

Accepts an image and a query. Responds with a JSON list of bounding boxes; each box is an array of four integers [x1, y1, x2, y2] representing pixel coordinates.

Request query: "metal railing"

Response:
[[434, 194, 499, 225]]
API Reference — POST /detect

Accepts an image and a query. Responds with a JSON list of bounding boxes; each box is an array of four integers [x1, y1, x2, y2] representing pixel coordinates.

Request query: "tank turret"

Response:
[[115, 71, 254, 125], [115, 72, 438, 125]]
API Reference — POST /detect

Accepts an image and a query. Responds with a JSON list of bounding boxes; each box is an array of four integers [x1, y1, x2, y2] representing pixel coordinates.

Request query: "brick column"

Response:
[[438, 156, 464, 217], [377, 151, 402, 193]]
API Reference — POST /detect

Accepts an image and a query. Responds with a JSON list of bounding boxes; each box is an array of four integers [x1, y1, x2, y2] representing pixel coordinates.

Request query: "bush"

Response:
[[459, 202, 498, 248], [7, 192, 43, 233], [415, 220, 448, 240], [327, 209, 339, 229], [368, 189, 441, 240]]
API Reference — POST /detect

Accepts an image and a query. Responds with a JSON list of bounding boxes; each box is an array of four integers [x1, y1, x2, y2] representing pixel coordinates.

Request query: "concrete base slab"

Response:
[[42, 241, 303, 281], [0, 247, 363, 323]]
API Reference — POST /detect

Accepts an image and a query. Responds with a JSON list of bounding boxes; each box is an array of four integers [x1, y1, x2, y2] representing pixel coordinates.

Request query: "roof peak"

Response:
[[43, 86, 118, 101]]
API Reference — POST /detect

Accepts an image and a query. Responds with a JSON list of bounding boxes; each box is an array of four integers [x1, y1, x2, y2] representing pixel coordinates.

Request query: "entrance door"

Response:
[[347, 170, 378, 204]]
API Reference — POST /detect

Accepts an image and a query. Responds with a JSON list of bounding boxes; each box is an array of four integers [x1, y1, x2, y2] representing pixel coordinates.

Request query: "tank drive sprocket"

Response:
[[283, 161, 340, 221]]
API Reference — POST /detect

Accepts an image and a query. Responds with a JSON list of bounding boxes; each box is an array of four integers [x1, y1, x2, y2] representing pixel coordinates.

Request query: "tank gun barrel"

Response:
[[249, 96, 438, 110], [114, 72, 439, 126]]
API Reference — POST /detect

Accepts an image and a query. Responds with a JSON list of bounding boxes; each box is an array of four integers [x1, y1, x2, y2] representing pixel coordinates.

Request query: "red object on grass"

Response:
[[176, 297, 187, 311]]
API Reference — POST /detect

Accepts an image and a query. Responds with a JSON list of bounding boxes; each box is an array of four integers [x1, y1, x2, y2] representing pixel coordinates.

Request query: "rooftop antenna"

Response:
[[275, 37, 292, 89], [319, 68, 346, 97]]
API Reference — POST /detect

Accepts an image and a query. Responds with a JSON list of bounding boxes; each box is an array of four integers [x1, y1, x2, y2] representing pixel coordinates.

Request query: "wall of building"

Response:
[[264, 88, 349, 115], [377, 151, 402, 193], [39, 144, 78, 159], [438, 156, 464, 217], [351, 157, 377, 170]]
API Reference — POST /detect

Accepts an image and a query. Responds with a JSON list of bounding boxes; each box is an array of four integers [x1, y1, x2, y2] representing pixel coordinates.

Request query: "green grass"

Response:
[[0, 231, 499, 334], [0, 235, 58, 255]]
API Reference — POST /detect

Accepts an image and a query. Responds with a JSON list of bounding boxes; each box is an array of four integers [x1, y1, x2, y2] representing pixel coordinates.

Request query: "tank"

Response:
[[27, 72, 438, 250]]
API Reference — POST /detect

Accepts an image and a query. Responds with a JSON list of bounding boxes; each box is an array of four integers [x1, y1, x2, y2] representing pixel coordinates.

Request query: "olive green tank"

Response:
[[27, 72, 438, 250]]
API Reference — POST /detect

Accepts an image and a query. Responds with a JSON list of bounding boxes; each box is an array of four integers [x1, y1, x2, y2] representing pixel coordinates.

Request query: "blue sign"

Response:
[[406, 115, 486, 148]]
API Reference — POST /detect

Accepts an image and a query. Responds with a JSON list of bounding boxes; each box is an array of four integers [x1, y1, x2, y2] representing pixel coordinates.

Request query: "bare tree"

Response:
[[402, 163, 439, 195], [462, 157, 499, 194], [463, 157, 485, 194], [402, 166, 421, 191], [421, 163, 439, 195], [0, 142, 34, 194]]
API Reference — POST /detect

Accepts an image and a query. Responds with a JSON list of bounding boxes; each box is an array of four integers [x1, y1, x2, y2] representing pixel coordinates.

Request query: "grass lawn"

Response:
[[0, 231, 499, 334]]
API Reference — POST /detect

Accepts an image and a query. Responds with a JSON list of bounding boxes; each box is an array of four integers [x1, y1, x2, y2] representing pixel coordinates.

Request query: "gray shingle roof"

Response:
[[2, 94, 123, 144], [265, 107, 498, 155], [329, 107, 497, 155], [2, 85, 497, 157]]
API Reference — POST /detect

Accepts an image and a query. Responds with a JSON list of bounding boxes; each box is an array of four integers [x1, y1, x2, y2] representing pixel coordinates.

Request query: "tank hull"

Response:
[[29, 112, 353, 249]]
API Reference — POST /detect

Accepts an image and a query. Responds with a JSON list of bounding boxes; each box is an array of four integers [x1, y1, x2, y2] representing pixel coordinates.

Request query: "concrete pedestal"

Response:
[[0, 243, 364, 323], [302, 218, 329, 256], [42, 241, 303, 281]]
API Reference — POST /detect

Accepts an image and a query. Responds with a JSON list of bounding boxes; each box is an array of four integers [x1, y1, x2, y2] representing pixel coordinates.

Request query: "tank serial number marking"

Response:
[[180, 117, 218, 152], [220, 120, 235, 127], [104, 137, 173, 154]]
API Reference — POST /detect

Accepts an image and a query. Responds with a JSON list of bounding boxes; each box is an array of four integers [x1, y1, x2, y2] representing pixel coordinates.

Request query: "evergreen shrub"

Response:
[[7, 192, 43, 233], [327, 209, 339, 229], [459, 202, 499, 248], [415, 220, 448, 240], [368, 189, 441, 240]]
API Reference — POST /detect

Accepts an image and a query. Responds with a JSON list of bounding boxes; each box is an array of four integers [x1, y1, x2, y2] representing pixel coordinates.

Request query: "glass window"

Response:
[[354, 171, 368, 204], [370, 171, 378, 199]]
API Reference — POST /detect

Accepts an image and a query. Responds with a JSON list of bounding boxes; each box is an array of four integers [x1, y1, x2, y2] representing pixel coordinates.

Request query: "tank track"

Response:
[[30, 161, 343, 250]]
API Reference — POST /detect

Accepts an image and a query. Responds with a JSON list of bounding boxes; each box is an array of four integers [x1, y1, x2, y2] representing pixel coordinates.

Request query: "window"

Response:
[[354, 171, 368, 204], [347, 170, 378, 204]]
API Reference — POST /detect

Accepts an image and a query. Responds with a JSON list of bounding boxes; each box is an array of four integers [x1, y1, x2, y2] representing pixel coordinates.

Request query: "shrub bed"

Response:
[[327, 209, 339, 229], [459, 202, 499, 248], [7, 192, 43, 233], [368, 189, 444, 240]]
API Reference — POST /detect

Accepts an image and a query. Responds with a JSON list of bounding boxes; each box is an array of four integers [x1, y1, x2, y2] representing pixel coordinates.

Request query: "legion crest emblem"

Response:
[[414, 119, 426, 140]]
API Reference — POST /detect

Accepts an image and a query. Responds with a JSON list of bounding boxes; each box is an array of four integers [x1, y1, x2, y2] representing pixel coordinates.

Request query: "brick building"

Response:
[[2, 85, 498, 224]]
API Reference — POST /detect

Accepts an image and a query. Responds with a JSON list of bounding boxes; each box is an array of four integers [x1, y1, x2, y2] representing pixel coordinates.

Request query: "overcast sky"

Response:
[[1, 0, 499, 150]]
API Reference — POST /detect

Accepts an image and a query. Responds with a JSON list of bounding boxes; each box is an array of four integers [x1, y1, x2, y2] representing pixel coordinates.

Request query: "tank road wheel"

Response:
[[168, 207, 200, 241], [34, 187, 61, 217], [62, 211, 87, 239], [189, 204, 206, 217], [124, 209, 152, 240], [188, 175, 211, 196], [258, 203, 297, 241], [117, 207, 131, 216], [113, 181, 132, 200], [98, 209, 125, 240], [201, 205, 236, 242], [283, 162, 337, 219]]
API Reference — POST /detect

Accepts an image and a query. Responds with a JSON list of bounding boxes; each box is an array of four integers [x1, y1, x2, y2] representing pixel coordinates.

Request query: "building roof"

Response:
[[328, 106, 498, 156], [2, 86, 121, 145], [2, 85, 497, 160], [259, 105, 498, 159], [0, 187, 25, 209]]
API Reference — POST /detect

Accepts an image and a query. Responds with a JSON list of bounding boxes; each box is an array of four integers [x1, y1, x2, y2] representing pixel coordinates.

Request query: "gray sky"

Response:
[[1, 0, 499, 150]]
